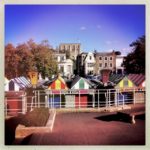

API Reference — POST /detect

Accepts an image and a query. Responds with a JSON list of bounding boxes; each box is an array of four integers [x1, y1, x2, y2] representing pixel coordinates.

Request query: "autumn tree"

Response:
[[123, 35, 145, 74], [16, 43, 33, 77], [5, 44, 18, 79], [5, 39, 58, 79]]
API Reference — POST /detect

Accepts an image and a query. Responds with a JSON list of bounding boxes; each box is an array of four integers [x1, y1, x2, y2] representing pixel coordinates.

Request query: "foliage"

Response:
[[122, 35, 145, 74], [5, 39, 58, 79]]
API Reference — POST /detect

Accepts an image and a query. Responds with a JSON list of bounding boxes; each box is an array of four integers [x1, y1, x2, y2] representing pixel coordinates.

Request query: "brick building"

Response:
[[94, 50, 117, 75]]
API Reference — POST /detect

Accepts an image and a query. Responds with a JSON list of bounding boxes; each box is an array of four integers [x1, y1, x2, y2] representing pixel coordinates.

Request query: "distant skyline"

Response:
[[5, 5, 145, 55]]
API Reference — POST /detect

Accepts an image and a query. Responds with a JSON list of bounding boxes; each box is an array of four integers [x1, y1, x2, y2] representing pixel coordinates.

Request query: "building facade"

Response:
[[54, 53, 73, 78], [59, 43, 81, 60], [77, 52, 95, 76], [116, 55, 125, 74], [84, 52, 96, 75], [94, 51, 117, 75]]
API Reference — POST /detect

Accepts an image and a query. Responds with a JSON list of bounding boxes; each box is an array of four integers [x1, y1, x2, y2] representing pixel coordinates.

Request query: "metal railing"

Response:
[[4, 88, 145, 116]]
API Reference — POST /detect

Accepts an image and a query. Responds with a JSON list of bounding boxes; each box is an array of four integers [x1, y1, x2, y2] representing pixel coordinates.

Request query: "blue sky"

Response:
[[5, 5, 145, 55]]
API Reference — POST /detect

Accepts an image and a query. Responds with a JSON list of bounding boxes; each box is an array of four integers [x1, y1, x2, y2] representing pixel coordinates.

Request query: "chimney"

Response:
[[100, 69, 111, 86]]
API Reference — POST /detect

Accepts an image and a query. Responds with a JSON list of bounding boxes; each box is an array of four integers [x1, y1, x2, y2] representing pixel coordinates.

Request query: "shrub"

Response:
[[20, 108, 49, 127]]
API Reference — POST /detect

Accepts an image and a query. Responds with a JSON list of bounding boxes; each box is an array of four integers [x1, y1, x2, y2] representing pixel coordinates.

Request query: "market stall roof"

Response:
[[48, 75, 68, 90], [128, 74, 145, 87], [109, 74, 125, 84], [70, 76, 93, 89], [12, 76, 32, 88]]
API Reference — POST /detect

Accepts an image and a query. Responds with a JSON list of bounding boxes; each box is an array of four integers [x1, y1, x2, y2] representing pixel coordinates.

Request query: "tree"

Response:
[[5, 40, 58, 79], [16, 43, 33, 77], [30, 40, 58, 79], [123, 35, 145, 74], [5, 44, 18, 79]]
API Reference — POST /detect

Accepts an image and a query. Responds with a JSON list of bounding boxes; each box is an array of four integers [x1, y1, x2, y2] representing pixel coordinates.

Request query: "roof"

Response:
[[109, 74, 125, 84], [59, 43, 81, 45], [95, 51, 116, 56], [11, 76, 32, 89], [5, 77, 9, 84], [128, 74, 145, 86], [71, 76, 92, 89], [48, 75, 68, 89]]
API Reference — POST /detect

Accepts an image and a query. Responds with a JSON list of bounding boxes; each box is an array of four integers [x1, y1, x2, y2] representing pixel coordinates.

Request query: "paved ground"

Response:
[[18, 111, 145, 145]]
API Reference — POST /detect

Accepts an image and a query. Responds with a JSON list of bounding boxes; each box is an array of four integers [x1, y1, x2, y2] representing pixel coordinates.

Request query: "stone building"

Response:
[[94, 50, 117, 75], [59, 43, 81, 60]]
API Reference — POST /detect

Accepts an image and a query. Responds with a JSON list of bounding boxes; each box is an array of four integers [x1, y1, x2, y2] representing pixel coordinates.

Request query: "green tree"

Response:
[[30, 40, 58, 79], [123, 35, 145, 74]]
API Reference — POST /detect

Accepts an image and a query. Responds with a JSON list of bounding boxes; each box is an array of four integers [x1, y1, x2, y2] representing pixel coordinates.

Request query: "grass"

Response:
[[5, 108, 49, 145], [20, 108, 49, 127]]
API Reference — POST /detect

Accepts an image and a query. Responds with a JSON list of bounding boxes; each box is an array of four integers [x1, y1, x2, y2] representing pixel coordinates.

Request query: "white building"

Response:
[[84, 52, 96, 75], [116, 55, 125, 74], [54, 53, 73, 78], [58, 59, 73, 78]]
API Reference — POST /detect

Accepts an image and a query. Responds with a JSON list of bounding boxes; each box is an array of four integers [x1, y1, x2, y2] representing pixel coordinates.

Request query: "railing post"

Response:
[[79, 90, 80, 109], [22, 94, 25, 114], [93, 93, 95, 108], [38, 91, 40, 107], [133, 89, 136, 105], [109, 89, 110, 107], [5, 98, 7, 116], [34, 91, 36, 107], [45, 95, 47, 108], [60, 90, 61, 109], [98, 90, 99, 109], [106, 90, 108, 108]]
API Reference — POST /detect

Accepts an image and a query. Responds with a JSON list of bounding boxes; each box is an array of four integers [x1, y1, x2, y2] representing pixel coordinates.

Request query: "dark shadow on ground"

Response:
[[95, 114, 125, 122], [20, 134, 33, 145], [95, 114, 145, 123], [5, 115, 24, 145], [135, 114, 145, 120]]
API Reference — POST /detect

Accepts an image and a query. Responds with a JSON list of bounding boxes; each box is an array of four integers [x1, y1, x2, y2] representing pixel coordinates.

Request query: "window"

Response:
[[105, 63, 107, 67], [88, 63, 94, 67], [67, 65, 71, 72], [60, 56, 64, 61], [105, 57, 107, 60], [79, 79, 84, 89], [99, 63, 102, 67], [60, 66, 64, 73], [89, 56, 92, 60], [99, 70, 101, 74], [99, 57, 102, 60], [110, 57, 112, 60], [124, 80, 128, 86], [110, 63, 112, 67]]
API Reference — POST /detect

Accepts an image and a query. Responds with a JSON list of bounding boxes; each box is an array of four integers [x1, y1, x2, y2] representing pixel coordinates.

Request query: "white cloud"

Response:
[[121, 47, 133, 55], [80, 26, 86, 30]]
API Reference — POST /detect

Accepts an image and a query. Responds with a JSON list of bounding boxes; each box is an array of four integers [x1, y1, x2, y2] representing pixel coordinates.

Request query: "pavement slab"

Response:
[[19, 112, 145, 145]]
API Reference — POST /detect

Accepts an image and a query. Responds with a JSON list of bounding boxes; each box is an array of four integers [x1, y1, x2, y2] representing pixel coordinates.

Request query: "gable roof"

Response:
[[11, 76, 31, 89], [48, 75, 68, 89], [71, 76, 92, 89], [128, 74, 145, 87], [109, 74, 125, 84]]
